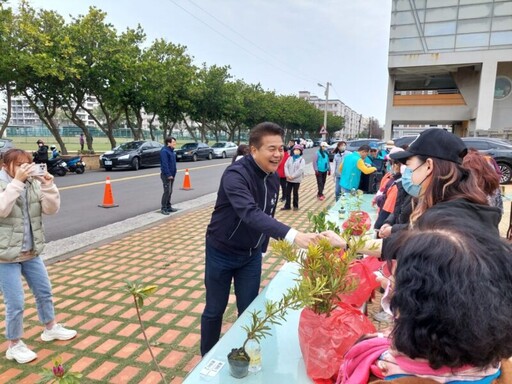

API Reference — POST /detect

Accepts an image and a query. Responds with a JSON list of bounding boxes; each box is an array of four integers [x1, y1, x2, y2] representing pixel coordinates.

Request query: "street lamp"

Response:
[[317, 82, 331, 139]]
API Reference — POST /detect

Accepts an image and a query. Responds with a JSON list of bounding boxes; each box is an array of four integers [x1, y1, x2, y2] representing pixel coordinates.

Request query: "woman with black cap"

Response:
[[323, 128, 502, 255]]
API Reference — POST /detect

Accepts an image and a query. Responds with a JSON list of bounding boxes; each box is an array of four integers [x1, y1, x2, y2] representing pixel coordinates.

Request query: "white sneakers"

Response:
[[5, 324, 77, 364], [6, 340, 37, 364], [41, 323, 77, 342]]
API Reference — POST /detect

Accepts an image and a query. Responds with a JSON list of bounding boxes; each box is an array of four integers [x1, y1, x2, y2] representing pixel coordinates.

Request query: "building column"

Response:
[[475, 60, 497, 133], [384, 75, 395, 140]]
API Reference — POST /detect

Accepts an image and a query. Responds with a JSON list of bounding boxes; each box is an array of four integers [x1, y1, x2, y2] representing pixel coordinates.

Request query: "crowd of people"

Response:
[[2, 123, 511, 384]]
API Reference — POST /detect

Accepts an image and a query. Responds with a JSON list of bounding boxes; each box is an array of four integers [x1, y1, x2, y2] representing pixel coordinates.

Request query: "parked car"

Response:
[[326, 143, 337, 162], [211, 141, 238, 158], [99, 140, 163, 171], [305, 139, 314, 149], [313, 138, 323, 147], [461, 137, 512, 184], [175, 142, 214, 161], [346, 139, 380, 152], [392, 135, 418, 148], [0, 138, 14, 159]]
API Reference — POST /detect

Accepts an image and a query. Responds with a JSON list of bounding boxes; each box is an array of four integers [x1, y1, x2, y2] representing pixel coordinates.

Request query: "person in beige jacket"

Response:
[[0, 149, 76, 364], [281, 144, 306, 211]]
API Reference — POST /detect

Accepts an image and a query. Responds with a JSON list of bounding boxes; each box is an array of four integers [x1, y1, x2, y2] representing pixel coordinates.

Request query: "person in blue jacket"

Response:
[[313, 142, 330, 200], [200, 122, 337, 356], [160, 136, 177, 215]]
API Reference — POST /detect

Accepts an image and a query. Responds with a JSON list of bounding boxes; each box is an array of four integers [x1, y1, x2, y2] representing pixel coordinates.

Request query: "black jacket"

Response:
[[418, 198, 501, 237], [206, 155, 290, 256]]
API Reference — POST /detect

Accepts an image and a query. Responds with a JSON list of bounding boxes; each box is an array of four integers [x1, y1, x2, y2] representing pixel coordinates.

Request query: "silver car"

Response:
[[211, 141, 238, 158]]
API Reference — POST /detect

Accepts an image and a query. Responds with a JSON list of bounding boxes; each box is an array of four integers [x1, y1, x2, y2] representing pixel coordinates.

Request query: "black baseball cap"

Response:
[[390, 129, 467, 164]]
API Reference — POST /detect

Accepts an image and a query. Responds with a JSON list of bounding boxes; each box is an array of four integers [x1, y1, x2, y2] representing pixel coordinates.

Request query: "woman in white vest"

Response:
[[0, 149, 76, 364]]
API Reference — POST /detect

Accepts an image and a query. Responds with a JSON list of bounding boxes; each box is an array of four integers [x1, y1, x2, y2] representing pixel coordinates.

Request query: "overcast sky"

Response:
[[17, 0, 392, 123]]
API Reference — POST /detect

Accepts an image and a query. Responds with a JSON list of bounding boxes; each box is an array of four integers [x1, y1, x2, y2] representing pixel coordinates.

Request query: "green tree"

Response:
[[0, 5, 16, 138], [142, 38, 195, 141], [15, 1, 81, 154], [189, 64, 231, 143]]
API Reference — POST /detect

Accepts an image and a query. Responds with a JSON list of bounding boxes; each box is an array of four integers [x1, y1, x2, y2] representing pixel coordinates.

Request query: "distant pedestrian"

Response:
[[33, 139, 48, 164], [232, 144, 250, 163], [49, 145, 59, 159], [79, 133, 85, 152], [200, 122, 338, 356], [0, 149, 77, 364], [333, 140, 349, 201], [282, 144, 305, 210], [160, 137, 177, 215], [277, 147, 290, 202], [313, 142, 330, 200]]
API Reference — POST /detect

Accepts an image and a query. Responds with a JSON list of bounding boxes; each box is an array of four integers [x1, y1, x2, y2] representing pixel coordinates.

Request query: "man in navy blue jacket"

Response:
[[160, 137, 177, 215], [200, 122, 330, 356]]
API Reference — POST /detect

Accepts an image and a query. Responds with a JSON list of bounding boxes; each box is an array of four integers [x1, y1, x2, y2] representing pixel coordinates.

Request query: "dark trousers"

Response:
[[279, 177, 287, 201], [200, 243, 262, 356], [160, 173, 175, 210], [284, 182, 300, 209], [315, 171, 327, 196]]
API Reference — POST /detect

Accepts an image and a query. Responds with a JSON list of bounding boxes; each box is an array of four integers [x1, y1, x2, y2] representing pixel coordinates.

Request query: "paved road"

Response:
[[43, 148, 318, 242]]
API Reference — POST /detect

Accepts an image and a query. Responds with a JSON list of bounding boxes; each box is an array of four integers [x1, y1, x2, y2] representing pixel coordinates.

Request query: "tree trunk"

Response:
[[0, 87, 12, 138]]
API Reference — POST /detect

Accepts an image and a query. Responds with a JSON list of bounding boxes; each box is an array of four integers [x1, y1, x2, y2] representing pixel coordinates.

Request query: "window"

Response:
[[494, 76, 512, 100]]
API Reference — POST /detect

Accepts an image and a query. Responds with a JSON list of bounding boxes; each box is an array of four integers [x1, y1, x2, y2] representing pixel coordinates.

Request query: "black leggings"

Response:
[[284, 182, 300, 208]]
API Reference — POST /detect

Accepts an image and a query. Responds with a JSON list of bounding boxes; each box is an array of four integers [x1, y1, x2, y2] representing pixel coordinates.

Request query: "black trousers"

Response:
[[284, 182, 300, 208], [279, 177, 288, 201], [315, 171, 327, 196], [160, 173, 175, 210]]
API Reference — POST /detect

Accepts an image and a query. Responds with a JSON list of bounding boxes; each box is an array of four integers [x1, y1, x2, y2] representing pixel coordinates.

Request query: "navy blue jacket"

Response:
[[206, 155, 290, 256], [160, 146, 177, 178]]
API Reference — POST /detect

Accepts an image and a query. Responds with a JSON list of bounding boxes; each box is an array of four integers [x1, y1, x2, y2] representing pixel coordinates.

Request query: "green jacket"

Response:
[[0, 179, 45, 262]]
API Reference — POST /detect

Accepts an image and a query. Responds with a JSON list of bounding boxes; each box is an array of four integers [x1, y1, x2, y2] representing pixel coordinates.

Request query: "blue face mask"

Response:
[[402, 163, 427, 197]]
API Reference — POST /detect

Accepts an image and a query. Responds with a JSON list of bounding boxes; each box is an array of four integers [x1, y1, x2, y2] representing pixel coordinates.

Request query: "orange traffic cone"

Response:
[[181, 168, 193, 190], [98, 176, 119, 208]]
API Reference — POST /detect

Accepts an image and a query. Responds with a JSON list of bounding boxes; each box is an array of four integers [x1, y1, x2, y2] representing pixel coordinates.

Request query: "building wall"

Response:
[[385, 0, 512, 139]]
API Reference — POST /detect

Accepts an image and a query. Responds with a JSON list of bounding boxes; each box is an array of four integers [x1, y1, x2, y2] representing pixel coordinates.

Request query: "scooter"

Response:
[[66, 156, 86, 174], [46, 158, 69, 177]]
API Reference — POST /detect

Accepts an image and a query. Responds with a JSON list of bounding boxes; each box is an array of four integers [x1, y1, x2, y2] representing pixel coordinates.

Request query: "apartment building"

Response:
[[384, 0, 512, 139], [298, 91, 364, 139]]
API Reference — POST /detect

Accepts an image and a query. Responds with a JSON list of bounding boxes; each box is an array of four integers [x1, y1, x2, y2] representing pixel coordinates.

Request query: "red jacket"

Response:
[[277, 151, 290, 178]]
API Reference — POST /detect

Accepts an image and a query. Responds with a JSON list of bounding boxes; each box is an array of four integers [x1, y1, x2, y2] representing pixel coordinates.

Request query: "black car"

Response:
[[175, 142, 213, 161], [461, 137, 512, 184], [99, 140, 163, 171]]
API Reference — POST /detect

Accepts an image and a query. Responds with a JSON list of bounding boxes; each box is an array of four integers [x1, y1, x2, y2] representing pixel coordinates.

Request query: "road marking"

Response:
[[58, 162, 230, 190]]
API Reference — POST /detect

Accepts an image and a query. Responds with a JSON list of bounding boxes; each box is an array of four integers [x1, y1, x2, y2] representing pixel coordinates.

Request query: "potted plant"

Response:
[[270, 208, 377, 382], [227, 284, 327, 378]]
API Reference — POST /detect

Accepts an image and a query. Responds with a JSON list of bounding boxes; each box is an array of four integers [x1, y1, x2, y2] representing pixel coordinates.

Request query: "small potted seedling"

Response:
[[227, 284, 326, 378]]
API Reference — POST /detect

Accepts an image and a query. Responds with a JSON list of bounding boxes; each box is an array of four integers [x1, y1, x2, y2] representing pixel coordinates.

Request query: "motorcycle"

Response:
[[46, 158, 69, 177], [66, 156, 86, 174]]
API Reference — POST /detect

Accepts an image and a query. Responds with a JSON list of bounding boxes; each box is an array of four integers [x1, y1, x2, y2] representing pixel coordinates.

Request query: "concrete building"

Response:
[[298, 91, 363, 139], [384, 0, 512, 139]]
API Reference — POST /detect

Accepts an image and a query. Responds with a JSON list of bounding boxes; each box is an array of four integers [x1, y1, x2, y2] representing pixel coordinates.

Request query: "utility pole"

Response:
[[318, 82, 331, 140]]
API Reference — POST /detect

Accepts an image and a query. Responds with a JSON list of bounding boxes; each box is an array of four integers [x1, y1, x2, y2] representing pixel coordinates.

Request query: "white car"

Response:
[[211, 141, 238, 158], [305, 139, 314, 149]]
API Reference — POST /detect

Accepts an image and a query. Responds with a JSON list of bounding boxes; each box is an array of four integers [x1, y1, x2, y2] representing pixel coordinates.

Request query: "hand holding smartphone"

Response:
[[29, 163, 47, 177]]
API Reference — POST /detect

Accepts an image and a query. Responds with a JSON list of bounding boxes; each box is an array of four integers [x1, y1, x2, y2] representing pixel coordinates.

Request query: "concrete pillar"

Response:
[[475, 60, 498, 132], [384, 75, 396, 140]]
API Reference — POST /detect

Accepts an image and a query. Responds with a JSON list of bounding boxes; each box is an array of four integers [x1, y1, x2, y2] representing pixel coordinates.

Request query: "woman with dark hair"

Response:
[[377, 129, 501, 240], [463, 148, 503, 215], [337, 217, 512, 383], [232, 144, 250, 163]]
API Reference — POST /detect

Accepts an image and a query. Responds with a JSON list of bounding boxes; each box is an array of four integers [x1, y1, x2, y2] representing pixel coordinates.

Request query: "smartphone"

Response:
[[30, 163, 47, 176]]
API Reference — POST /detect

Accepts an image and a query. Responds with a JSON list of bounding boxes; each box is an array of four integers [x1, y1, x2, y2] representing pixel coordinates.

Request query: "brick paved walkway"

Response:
[[1, 177, 510, 383]]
